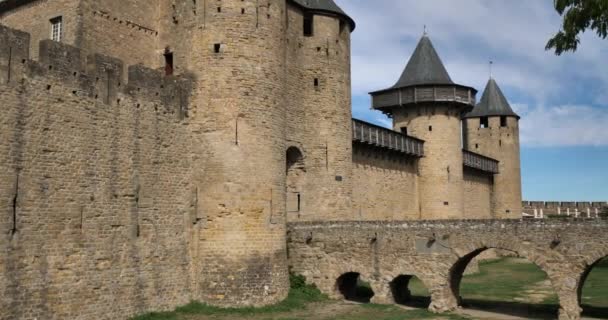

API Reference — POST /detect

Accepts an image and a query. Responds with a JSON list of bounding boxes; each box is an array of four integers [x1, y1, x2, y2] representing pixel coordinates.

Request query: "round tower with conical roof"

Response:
[[371, 35, 477, 219], [463, 78, 522, 218]]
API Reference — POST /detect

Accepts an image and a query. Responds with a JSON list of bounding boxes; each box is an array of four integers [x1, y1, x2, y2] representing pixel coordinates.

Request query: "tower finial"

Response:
[[489, 60, 493, 79], [423, 25, 427, 36]]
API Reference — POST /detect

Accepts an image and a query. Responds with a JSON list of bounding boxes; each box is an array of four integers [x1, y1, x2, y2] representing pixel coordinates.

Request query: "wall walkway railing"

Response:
[[352, 119, 424, 157]]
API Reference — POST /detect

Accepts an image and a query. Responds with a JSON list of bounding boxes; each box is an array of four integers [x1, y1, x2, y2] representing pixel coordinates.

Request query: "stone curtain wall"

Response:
[[0, 25, 195, 320], [463, 167, 493, 219], [287, 220, 608, 320], [351, 144, 420, 220]]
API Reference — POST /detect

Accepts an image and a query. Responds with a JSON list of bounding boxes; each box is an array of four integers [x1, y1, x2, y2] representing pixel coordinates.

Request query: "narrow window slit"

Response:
[[11, 174, 19, 236], [7, 47, 12, 83]]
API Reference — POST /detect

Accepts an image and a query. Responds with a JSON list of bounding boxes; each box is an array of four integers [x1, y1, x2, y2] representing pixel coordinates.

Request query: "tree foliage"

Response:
[[546, 0, 608, 55]]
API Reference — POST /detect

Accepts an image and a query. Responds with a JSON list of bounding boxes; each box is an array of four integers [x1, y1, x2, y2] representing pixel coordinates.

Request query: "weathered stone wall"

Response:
[[393, 105, 465, 219], [287, 220, 608, 320], [284, 5, 353, 222], [351, 144, 420, 220], [79, 0, 161, 69], [464, 116, 522, 218], [463, 167, 493, 219], [0, 0, 82, 60], [183, 0, 292, 307], [0, 25, 195, 320]]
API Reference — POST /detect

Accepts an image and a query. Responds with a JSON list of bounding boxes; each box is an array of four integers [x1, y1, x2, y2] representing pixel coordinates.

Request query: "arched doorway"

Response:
[[286, 147, 305, 219], [336, 272, 374, 303], [390, 274, 430, 308], [579, 256, 608, 318], [450, 248, 559, 319]]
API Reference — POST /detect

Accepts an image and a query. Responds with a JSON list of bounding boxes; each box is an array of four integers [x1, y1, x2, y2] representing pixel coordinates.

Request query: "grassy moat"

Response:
[[133, 258, 608, 320]]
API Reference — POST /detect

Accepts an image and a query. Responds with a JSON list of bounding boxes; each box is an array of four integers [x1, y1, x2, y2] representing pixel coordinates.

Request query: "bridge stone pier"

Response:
[[287, 220, 608, 320]]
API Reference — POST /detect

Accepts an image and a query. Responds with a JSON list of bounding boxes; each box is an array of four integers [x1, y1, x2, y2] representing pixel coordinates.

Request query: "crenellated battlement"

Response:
[[0, 24, 193, 119]]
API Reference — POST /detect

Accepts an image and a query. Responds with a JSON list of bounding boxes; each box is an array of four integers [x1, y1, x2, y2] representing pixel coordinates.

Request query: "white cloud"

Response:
[[340, 0, 608, 147], [515, 104, 608, 147]]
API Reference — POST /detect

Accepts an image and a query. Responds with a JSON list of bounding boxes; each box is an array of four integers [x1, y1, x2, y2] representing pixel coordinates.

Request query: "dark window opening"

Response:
[[163, 51, 174, 76], [400, 127, 408, 135], [475, 144, 479, 149], [217, 6, 221, 12], [339, 20, 346, 35], [500, 116, 508, 127], [428, 125, 433, 132], [480, 117, 489, 128], [214, 43, 221, 53], [314, 78, 319, 87], [499, 140, 502, 147], [444, 202, 449, 206], [303, 13, 314, 37], [241, 8, 245, 14]]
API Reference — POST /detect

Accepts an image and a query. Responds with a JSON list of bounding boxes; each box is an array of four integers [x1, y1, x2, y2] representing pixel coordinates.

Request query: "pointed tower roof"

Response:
[[392, 35, 454, 88], [290, 0, 355, 31], [464, 78, 519, 119], [370, 34, 476, 116]]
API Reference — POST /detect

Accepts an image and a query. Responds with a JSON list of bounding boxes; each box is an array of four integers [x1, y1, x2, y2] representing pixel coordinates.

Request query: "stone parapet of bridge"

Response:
[[287, 220, 608, 320]]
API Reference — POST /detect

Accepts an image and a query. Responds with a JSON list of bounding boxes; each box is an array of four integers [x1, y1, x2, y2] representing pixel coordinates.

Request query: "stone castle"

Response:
[[1, 1, 607, 320]]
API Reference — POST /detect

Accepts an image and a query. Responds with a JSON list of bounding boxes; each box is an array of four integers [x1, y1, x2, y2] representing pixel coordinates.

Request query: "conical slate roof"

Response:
[[291, 0, 355, 30], [392, 34, 454, 88], [464, 78, 519, 119]]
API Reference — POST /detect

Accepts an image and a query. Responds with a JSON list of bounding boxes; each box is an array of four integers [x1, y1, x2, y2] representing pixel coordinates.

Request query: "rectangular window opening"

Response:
[[303, 13, 314, 37], [480, 116, 489, 128], [500, 116, 508, 127], [214, 43, 221, 53], [400, 127, 408, 135], [163, 51, 174, 76], [313, 78, 319, 87], [50, 16, 63, 42], [428, 125, 433, 132]]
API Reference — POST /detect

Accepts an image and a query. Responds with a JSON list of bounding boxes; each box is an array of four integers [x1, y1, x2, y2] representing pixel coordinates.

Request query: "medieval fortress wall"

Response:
[[2, 0, 601, 319], [0, 0, 354, 318], [0, 25, 195, 319]]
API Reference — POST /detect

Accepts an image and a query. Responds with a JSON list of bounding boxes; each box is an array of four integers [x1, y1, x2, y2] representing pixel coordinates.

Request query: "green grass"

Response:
[[581, 258, 608, 308], [131, 260, 608, 320], [131, 274, 328, 320], [460, 258, 557, 303]]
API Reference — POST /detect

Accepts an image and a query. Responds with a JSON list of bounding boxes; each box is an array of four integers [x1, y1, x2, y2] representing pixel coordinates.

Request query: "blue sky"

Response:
[[339, 0, 608, 201]]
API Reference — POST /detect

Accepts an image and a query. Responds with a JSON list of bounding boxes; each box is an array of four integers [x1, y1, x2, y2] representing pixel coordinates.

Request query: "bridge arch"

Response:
[[335, 272, 375, 303], [577, 247, 608, 317], [389, 274, 431, 308], [447, 245, 565, 318]]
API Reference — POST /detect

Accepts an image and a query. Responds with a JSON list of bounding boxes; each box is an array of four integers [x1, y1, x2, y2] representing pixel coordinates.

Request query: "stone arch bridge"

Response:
[[287, 220, 608, 320]]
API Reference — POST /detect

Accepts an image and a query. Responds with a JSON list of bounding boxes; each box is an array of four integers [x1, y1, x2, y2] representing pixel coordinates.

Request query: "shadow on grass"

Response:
[[582, 305, 608, 319], [461, 299, 558, 319], [395, 295, 431, 309]]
